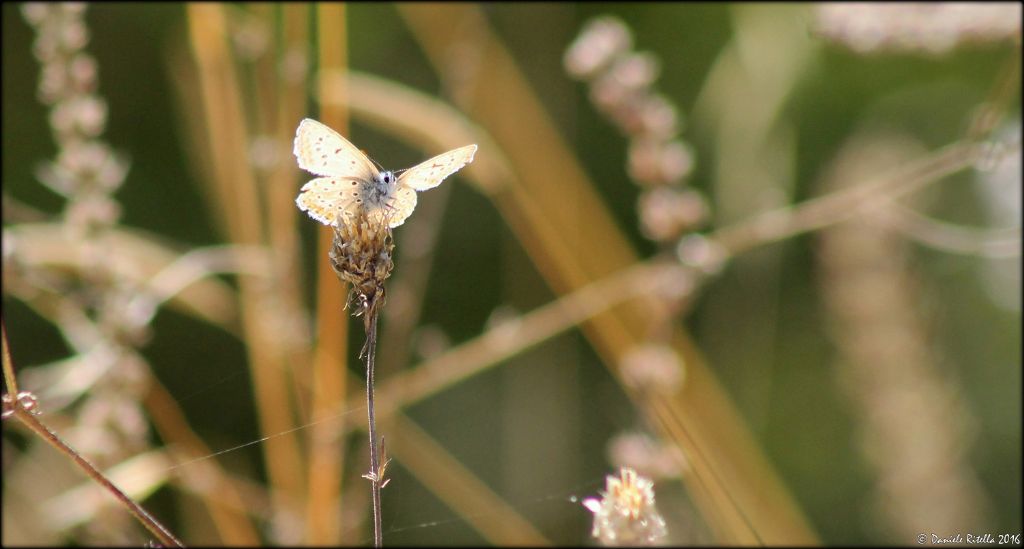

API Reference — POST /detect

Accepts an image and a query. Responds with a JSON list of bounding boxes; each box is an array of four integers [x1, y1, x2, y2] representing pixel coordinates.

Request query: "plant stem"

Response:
[[3, 319, 183, 547], [13, 404, 185, 547], [711, 140, 984, 256], [1, 320, 19, 397], [365, 298, 383, 547]]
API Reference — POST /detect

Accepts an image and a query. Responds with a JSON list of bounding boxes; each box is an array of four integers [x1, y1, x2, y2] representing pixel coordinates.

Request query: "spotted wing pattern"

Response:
[[382, 185, 419, 228], [294, 117, 477, 228], [397, 144, 478, 191], [293, 118, 378, 179], [295, 176, 370, 226], [294, 118, 381, 226]]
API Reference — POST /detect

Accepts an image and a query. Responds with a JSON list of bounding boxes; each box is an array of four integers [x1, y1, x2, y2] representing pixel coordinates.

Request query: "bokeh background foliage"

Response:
[[2, 3, 1020, 546]]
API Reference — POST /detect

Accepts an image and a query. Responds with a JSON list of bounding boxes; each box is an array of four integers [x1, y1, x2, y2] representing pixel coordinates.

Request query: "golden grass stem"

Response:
[[250, 2, 315, 438], [144, 380, 261, 545], [339, 264, 670, 543], [385, 414, 552, 545], [372, 263, 672, 420], [186, 5, 306, 536], [396, 4, 820, 543], [305, 3, 350, 544]]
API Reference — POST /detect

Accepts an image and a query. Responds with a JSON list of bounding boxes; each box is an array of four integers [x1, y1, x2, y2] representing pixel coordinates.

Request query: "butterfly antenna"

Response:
[[367, 152, 385, 172]]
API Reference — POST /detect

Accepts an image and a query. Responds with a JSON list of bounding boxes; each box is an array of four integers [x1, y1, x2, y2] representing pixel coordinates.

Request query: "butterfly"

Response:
[[293, 118, 477, 228]]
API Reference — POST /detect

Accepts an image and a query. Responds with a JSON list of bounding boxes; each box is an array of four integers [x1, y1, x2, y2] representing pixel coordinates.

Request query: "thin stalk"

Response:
[[364, 300, 383, 547], [327, 207, 392, 545], [1, 321, 19, 397], [398, 5, 817, 542], [186, 5, 306, 527], [710, 140, 987, 256], [11, 406, 185, 547], [3, 320, 183, 547]]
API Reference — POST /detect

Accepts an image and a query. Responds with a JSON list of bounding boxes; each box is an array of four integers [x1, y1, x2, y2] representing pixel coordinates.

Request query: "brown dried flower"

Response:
[[329, 214, 395, 325], [583, 467, 668, 546]]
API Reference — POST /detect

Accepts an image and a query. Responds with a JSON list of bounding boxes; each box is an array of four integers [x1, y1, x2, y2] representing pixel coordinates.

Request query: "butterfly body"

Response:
[[293, 118, 477, 228], [371, 171, 398, 208]]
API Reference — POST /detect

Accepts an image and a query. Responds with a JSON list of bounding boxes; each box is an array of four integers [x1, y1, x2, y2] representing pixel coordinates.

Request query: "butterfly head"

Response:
[[373, 170, 396, 196]]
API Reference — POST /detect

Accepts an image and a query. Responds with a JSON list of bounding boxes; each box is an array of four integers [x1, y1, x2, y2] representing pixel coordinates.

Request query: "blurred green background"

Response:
[[3, 3, 1020, 546]]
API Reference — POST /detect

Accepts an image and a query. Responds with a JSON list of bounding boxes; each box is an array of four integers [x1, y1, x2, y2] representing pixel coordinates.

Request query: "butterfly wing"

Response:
[[295, 176, 367, 226], [383, 185, 418, 228], [396, 144, 477, 191], [293, 118, 379, 180], [294, 119, 476, 227], [294, 118, 383, 226]]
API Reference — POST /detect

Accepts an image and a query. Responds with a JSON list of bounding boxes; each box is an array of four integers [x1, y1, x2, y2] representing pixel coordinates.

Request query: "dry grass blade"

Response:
[[185, 4, 306, 536], [244, 1, 316, 433], [370, 263, 678, 421], [711, 141, 985, 256], [144, 379, 261, 545], [319, 68, 567, 544], [304, 4, 349, 545], [4, 224, 244, 328], [3, 321, 183, 547], [40, 450, 171, 531], [319, 70, 514, 196], [871, 202, 1021, 258], [385, 414, 551, 545], [333, 263, 679, 543], [397, 4, 817, 544]]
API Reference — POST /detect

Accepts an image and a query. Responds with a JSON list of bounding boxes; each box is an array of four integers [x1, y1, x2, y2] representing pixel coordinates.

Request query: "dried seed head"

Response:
[[628, 139, 695, 187], [583, 467, 668, 546], [608, 432, 687, 481], [675, 233, 727, 275], [564, 16, 633, 79], [41, 140, 127, 197], [329, 213, 395, 322], [606, 52, 661, 92], [637, 186, 707, 242], [633, 93, 680, 139], [619, 343, 685, 394], [50, 94, 107, 138]]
